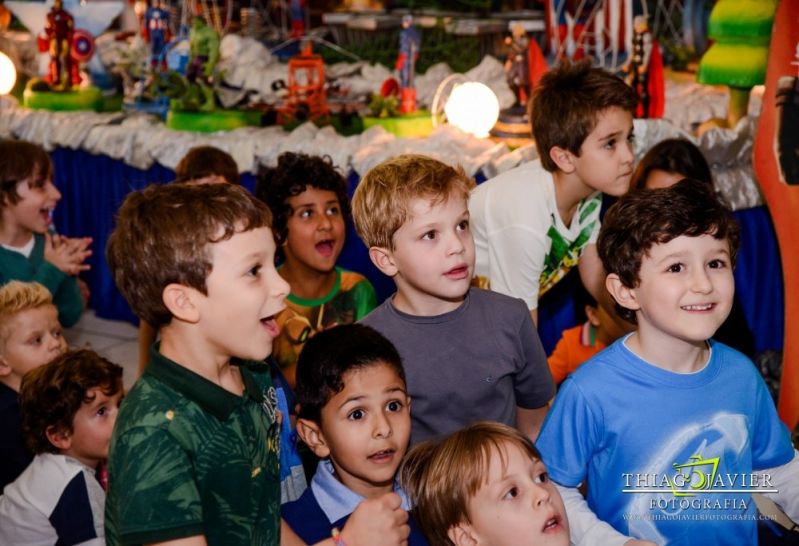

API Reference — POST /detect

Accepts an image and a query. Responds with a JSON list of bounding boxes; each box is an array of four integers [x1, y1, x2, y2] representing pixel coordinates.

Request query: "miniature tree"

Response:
[[698, 0, 776, 126]]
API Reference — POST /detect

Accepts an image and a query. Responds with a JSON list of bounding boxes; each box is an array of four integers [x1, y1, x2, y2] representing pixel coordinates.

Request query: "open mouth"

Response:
[[260, 313, 281, 337], [681, 303, 714, 312], [39, 207, 53, 222], [315, 239, 336, 258], [542, 514, 562, 533], [367, 448, 396, 463], [444, 265, 469, 280]]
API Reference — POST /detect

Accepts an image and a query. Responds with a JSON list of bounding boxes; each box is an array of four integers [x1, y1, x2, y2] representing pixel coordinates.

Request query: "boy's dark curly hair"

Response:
[[254, 152, 350, 246], [295, 324, 405, 424], [20, 348, 123, 455], [597, 178, 740, 323]]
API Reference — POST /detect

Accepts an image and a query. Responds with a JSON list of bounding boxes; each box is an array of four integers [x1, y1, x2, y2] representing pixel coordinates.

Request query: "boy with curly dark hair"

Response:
[[0, 348, 123, 546], [256, 152, 376, 388], [536, 180, 798, 545]]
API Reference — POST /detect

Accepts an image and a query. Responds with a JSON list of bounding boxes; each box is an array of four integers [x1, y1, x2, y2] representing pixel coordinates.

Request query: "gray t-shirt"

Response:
[[361, 288, 554, 445]]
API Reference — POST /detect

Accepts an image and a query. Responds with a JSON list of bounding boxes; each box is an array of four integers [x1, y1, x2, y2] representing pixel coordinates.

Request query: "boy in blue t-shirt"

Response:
[[536, 179, 798, 545], [282, 323, 427, 545]]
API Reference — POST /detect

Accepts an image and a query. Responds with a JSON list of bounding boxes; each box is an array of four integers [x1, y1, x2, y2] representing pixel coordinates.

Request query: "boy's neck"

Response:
[[0, 374, 21, 393], [159, 327, 245, 395], [625, 330, 710, 374], [0, 223, 35, 249], [279, 260, 337, 301], [551, 169, 597, 228], [391, 290, 466, 317]]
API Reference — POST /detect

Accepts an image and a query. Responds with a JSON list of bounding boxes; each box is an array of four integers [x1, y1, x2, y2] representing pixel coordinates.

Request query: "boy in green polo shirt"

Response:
[[105, 183, 410, 546]]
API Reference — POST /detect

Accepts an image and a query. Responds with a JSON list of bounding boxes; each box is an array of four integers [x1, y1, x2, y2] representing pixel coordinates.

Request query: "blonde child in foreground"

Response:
[[0, 348, 123, 545], [105, 183, 408, 546], [0, 280, 68, 489], [401, 421, 569, 546]]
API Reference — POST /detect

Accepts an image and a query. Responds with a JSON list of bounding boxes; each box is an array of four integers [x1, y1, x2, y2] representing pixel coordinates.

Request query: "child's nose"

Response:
[[47, 181, 62, 201], [691, 268, 713, 293], [532, 483, 552, 506], [373, 412, 393, 439]]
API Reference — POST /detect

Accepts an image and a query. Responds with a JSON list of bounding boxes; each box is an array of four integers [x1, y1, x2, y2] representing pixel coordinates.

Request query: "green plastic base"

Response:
[[166, 110, 263, 133], [23, 87, 103, 111], [698, 43, 768, 88], [363, 110, 434, 138]]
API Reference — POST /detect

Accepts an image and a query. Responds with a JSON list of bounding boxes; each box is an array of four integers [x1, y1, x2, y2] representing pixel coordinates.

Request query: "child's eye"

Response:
[[248, 264, 262, 277], [627, 133, 635, 143], [534, 471, 549, 484], [348, 409, 365, 420], [30, 336, 42, 346], [457, 220, 469, 231], [604, 139, 616, 149], [666, 263, 684, 273], [386, 400, 403, 412], [421, 231, 436, 241], [299, 209, 313, 219], [97, 406, 107, 417], [502, 486, 519, 500], [326, 206, 340, 216], [52, 329, 63, 338], [708, 259, 727, 269]]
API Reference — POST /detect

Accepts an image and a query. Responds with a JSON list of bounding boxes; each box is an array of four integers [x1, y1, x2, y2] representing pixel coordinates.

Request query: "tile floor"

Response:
[[64, 311, 140, 390]]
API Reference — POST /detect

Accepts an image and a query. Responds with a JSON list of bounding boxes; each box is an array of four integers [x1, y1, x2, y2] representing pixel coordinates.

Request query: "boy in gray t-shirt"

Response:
[[353, 154, 554, 445]]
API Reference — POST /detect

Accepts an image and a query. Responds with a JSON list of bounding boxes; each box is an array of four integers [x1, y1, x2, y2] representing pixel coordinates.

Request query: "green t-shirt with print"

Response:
[[105, 348, 280, 546]]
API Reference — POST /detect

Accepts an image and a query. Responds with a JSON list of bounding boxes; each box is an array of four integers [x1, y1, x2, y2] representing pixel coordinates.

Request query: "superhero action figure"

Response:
[[144, 0, 172, 71], [395, 14, 420, 113], [41, 0, 79, 89]]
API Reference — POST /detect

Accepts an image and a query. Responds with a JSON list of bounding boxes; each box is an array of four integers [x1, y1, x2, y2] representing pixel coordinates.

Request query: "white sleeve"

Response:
[[761, 449, 799, 523], [558, 484, 633, 546], [486, 225, 547, 310]]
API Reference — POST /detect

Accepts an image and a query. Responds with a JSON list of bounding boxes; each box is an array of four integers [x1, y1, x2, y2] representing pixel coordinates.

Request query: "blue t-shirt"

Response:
[[537, 337, 794, 545], [282, 459, 428, 545]]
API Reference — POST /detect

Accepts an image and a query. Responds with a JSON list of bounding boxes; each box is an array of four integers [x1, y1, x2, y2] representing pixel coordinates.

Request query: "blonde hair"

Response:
[[400, 421, 542, 546], [0, 281, 54, 344], [352, 154, 475, 249]]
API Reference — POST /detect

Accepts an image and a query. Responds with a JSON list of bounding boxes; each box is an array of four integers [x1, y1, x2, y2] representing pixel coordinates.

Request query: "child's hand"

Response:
[[44, 233, 93, 275], [340, 492, 410, 546]]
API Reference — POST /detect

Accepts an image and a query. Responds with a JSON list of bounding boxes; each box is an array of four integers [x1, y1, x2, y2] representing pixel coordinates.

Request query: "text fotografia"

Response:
[[621, 455, 778, 497]]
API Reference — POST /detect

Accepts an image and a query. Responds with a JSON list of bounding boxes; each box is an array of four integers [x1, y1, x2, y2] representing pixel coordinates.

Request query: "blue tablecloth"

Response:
[[49, 147, 785, 354]]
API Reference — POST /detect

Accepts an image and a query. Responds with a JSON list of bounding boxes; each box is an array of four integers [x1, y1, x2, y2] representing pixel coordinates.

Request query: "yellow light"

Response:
[[443, 82, 500, 138], [0, 51, 16, 95]]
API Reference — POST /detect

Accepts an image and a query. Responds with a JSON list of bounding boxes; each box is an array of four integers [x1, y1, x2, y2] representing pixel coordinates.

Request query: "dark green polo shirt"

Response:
[[105, 347, 280, 546]]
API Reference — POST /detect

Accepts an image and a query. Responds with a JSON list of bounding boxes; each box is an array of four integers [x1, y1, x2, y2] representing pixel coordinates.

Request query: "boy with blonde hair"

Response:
[[354, 154, 553, 445], [537, 180, 799, 545], [0, 280, 67, 489], [401, 421, 569, 546], [105, 183, 409, 546], [469, 60, 637, 325]]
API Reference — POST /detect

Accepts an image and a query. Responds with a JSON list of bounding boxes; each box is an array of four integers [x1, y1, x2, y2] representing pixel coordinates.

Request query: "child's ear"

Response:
[[368, 246, 398, 277], [162, 283, 200, 323], [548, 145, 577, 174], [605, 273, 640, 313], [447, 522, 479, 546], [585, 304, 601, 327], [45, 425, 72, 451], [296, 418, 331, 459], [0, 355, 11, 378]]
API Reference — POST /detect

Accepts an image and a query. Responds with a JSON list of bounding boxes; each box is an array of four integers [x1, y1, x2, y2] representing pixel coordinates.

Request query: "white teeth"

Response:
[[682, 304, 712, 311]]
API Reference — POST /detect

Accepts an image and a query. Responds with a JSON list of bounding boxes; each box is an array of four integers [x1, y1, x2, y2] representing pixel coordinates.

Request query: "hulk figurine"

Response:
[[172, 16, 218, 111]]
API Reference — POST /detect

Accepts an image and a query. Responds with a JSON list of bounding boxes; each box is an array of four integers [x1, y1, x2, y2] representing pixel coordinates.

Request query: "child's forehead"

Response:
[[340, 361, 405, 385]]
